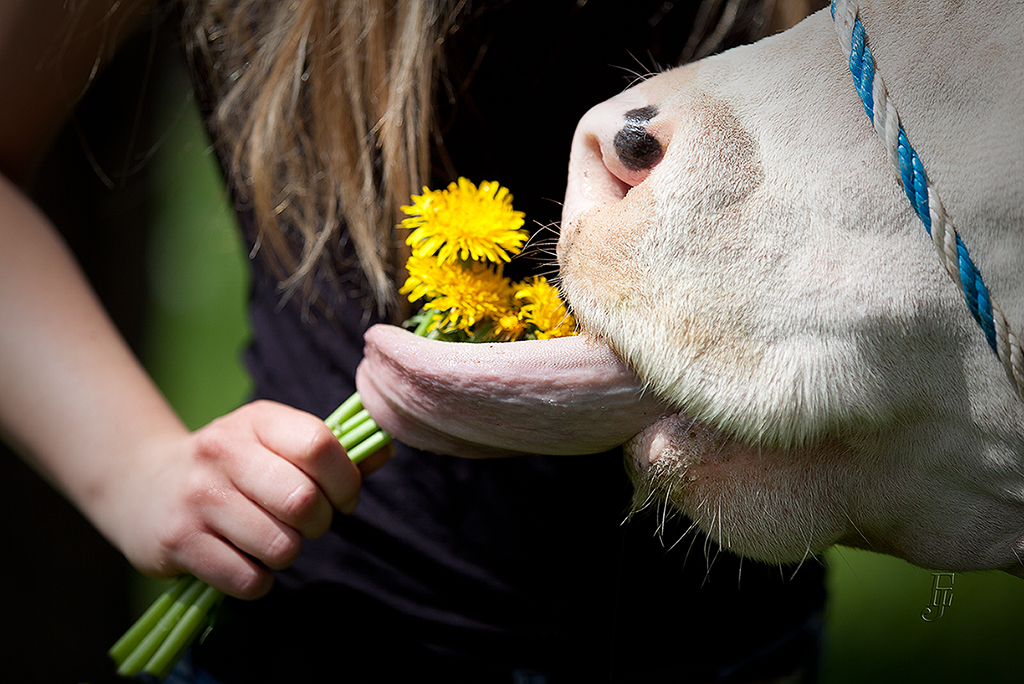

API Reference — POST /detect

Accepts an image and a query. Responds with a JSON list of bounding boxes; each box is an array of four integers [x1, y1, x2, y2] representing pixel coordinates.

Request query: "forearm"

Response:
[[0, 0, 370, 599], [0, 172, 188, 547], [0, 174, 374, 598]]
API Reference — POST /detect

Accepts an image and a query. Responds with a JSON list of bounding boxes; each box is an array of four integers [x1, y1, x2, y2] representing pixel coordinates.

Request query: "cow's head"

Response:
[[557, 3, 1024, 574]]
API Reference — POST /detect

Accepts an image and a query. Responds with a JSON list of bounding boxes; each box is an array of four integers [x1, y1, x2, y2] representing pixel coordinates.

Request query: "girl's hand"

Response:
[[118, 401, 382, 600]]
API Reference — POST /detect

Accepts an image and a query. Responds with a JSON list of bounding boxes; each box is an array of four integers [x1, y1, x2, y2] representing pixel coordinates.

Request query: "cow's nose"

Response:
[[610, 105, 664, 186], [562, 93, 666, 231]]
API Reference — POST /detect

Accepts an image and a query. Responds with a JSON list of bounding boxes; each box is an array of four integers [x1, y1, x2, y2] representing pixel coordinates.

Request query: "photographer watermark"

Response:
[[920, 572, 955, 621]]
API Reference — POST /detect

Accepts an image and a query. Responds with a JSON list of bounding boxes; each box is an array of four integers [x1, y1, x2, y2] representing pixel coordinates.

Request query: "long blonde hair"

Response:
[[182, 0, 454, 316], [181, 0, 807, 317]]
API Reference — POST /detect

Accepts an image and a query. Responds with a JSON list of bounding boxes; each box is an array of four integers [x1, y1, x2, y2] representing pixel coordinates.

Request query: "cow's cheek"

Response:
[[557, 185, 659, 330]]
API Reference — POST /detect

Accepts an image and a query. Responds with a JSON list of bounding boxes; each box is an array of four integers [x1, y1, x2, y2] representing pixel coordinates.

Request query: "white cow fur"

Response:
[[557, 2, 1024, 574]]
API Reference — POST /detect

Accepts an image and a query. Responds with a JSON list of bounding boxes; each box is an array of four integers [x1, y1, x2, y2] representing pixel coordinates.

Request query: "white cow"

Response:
[[356, 0, 1024, 577]]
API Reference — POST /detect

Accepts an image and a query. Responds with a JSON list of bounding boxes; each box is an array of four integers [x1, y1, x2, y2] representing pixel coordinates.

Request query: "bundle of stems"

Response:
[[108, 396, 386, 680]]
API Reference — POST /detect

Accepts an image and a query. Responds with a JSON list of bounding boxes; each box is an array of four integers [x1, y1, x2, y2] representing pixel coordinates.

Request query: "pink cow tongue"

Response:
[[355, 324, 671, 458]]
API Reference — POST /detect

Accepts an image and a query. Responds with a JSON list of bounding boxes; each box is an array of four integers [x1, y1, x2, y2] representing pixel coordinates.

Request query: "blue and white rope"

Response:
[[831, 0, 1024, 398]]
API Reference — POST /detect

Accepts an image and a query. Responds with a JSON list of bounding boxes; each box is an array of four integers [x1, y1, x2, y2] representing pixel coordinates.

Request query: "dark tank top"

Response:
[[192, 3, 827, 682]]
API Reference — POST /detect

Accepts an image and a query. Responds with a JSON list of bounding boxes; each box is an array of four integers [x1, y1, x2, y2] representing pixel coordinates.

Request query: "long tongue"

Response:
[[355, 324, 671, 458]]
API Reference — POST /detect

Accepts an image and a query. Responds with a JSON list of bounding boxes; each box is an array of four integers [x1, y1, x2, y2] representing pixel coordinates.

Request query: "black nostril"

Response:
[[614, 105, 663, 173]]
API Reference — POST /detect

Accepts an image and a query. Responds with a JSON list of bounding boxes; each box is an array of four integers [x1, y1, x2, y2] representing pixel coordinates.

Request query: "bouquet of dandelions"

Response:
[[109, 178, 576, 679]]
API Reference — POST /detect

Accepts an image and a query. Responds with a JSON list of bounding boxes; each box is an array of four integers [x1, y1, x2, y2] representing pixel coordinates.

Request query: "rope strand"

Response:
[[831, 0, 1024, 399]]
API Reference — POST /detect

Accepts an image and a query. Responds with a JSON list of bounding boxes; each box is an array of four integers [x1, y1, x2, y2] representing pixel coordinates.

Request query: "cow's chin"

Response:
[[623, 414, 853, 565], [558, 202, 863, 564]]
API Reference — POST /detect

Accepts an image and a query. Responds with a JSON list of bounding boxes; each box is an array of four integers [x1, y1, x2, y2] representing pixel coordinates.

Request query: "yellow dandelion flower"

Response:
[[402, 255, 516, 336], [515, 277, 577, 340], [401, 178, 527, 266], [400, 254, 449, 304], [493, 312, 526, 342]]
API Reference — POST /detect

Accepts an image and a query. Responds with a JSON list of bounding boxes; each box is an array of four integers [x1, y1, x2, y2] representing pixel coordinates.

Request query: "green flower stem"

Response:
[[143, 582, 223, 681], [108, 574, 192, 665], [347, 428, 391, 463], [328, 396, 392, 463], [413, 312, 436, 337], [339, 413, 379, 451], [110, 400, 391, 678], [325, 392, 364, 431], [338, 408, 371, 434], [115, 575, 206, 676]]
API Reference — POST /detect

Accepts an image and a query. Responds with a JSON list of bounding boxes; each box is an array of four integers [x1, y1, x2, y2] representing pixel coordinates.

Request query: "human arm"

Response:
[[0, 0, 370, 599]]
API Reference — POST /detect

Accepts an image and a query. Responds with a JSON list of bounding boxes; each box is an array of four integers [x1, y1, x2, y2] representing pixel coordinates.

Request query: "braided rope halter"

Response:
[[831, 0, 1024, 399]]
